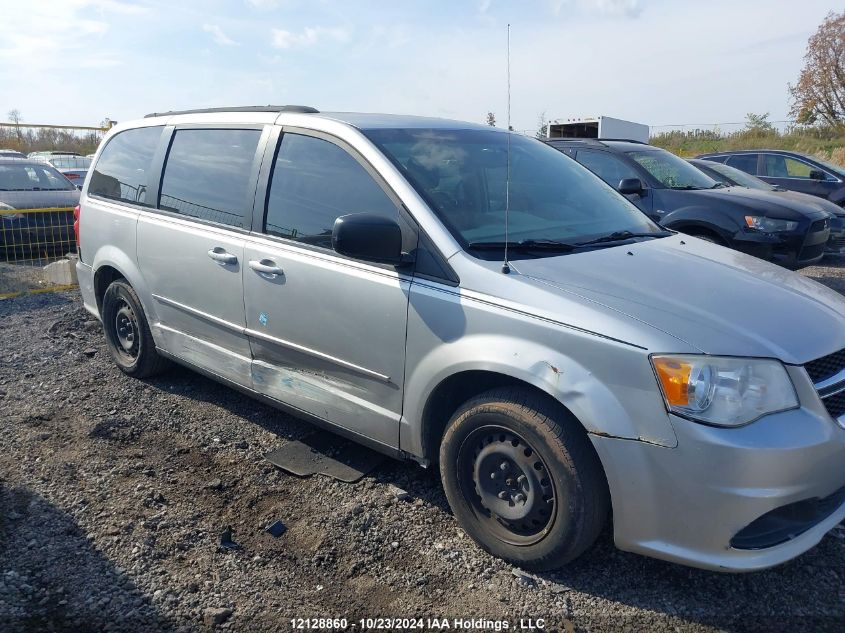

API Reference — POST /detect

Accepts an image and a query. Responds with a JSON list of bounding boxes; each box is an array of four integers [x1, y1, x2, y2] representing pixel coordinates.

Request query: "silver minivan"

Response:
[[76, 106, 845, 572]]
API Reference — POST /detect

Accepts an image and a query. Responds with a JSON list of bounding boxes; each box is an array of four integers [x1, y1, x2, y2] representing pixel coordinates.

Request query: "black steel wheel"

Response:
[[101, 278, 170, 378], [460, 426, 556, 545], [440, 387, 609, 571]]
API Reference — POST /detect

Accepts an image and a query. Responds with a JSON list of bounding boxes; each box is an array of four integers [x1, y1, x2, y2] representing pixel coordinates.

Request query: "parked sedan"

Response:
[[0, 159, 79, 256], [0, 149, 25, 158], [697, 149, 845, 206], [689, 158, 845, 255], [547, 139, 830, 268], [32, 155, 92, 190]]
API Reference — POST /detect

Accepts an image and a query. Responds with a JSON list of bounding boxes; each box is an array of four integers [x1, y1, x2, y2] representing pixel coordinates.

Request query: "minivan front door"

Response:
[[137, 126, 265, 387], [243, 131, 413, 449]]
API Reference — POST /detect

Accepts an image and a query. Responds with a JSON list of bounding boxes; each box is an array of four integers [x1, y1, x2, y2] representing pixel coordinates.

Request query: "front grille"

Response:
[[805, 348, 845, 383], [799, 242, 825, 261], [822, 390, 845, 419], [731, 485, 845, 550]]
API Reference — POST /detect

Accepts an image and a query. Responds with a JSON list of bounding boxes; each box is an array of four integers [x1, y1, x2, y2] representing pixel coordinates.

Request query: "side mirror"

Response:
[[332, 213, 406, 265], [618, 178, 645, 196], [809, 169, 826, 181]]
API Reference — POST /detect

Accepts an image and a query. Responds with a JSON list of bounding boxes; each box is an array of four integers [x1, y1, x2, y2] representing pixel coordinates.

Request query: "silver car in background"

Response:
[[32, 154, 92, 190], [76, 106, 845, 572]]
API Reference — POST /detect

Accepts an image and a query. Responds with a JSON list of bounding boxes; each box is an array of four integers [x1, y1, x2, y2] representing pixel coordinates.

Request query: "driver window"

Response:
[[264, 133, 399, 249], [576, 150, 639, 188]]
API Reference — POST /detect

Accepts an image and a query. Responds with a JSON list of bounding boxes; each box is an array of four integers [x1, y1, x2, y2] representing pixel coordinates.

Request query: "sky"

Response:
[[0, 0, 837, 133]]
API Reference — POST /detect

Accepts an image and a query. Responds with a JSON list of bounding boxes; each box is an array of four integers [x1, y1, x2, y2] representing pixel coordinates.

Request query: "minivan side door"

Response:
[[136, 125, 268, 387], [759, 153, 840, 199], [243, 128, 414, 449]]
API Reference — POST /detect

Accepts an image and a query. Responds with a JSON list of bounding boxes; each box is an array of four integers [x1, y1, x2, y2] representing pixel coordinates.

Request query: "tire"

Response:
[[439, 387, 609, 571], [101, 279, 170, 378]]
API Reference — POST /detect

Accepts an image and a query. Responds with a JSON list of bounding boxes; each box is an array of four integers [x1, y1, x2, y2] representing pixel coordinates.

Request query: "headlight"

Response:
[[651, 355, 798, 426], [744, 216, 798, 232], [0, 202, 23, 220]]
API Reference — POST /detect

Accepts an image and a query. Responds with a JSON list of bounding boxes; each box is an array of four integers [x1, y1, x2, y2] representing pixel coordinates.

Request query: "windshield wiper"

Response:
[[468, 238, 577, 251], [710, 182, 727, 189], [669, 185, 704, 190], [576, 230, 672, 247]]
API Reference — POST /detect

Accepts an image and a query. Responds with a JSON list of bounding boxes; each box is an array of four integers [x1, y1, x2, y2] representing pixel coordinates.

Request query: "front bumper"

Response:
[[733, 217, 829, 268], [825, 216, 845, 254], [591, 366, 845, 572]]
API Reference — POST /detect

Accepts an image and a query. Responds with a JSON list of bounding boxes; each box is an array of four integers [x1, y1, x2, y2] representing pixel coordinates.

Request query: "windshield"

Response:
[[695, 160, 775, 190], [0, 163, 75, 191], [364, 128, 663, 257], [629, 149, 718, 189], [48, 156, 91, 169]]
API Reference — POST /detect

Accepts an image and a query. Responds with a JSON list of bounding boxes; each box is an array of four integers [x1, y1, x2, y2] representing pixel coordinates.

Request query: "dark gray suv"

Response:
[[697, 149, 845, 206], [548, 140, 831, 269]]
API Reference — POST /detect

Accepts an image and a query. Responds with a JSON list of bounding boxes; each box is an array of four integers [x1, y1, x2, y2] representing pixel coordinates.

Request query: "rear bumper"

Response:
[[592, 371, 845, 571], [76, 261, 99, 320]]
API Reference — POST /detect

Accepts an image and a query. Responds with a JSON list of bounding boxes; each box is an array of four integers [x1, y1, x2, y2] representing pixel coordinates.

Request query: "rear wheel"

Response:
[[101, 279, 169, 378], [439, 387, 609, 571]]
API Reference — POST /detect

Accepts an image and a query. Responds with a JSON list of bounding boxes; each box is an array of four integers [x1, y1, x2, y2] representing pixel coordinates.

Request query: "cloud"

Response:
[[245, 0, 281, 8], [0, 1, 123, 70], [271, 26, 350, 49], [202, 23, 237, 46], [550, 0, 643, 17]]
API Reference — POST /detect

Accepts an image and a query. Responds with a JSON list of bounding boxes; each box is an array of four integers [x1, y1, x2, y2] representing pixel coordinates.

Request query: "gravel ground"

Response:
[[1, 259, 844, 633]]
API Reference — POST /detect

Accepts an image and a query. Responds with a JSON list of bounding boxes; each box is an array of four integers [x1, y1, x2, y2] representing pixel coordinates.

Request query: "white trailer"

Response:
[[545, 116, 649, 143]]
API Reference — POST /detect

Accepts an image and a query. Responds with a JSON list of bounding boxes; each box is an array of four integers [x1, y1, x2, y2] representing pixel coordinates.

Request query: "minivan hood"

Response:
[[511, 235, 845, 364]]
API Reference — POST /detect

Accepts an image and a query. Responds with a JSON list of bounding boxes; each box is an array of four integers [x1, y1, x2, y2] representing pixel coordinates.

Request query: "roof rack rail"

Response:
[[144, 105, 320, 118], [596, 138, 648, 144], [545, 138, 648, 145]]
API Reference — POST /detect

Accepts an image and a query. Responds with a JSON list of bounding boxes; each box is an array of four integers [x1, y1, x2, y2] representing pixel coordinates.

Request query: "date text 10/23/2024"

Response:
[[290, 618, 550, 631]]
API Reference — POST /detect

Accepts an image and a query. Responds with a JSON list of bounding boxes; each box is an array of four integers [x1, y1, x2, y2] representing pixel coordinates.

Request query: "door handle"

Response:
[[249, 259, 284, 277], [207, 247, 238, 265]]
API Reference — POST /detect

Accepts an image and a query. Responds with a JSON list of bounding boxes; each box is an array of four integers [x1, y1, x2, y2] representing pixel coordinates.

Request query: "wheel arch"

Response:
[[90, 247, 157, 325], [420, 370, 561, 464]]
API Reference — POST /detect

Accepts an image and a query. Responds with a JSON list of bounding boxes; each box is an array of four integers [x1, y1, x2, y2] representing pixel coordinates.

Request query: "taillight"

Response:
[[65, 173, 80, 179], [73, 204, 81, 247]]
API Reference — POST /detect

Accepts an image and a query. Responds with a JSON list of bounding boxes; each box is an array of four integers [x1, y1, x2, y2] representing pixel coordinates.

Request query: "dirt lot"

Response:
[[1, 259, 844, 633]]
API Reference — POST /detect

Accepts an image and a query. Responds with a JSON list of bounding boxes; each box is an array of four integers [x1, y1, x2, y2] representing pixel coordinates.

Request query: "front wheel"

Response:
[[101, 279, 169, 378], [439, 388, 609, 571]]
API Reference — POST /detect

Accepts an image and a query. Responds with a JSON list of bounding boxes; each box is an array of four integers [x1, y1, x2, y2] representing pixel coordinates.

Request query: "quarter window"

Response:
[[264, 133, 398, 248], [159, 128, 261, 228], [88, 126, 163, 205]]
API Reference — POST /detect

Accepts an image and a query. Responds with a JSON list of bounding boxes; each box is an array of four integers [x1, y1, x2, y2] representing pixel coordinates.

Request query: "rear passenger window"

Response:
[[264, 133, 397, 248], [159, 128, 261, 228], [88, 126, 163, 205], [725, 154, 758, 175]]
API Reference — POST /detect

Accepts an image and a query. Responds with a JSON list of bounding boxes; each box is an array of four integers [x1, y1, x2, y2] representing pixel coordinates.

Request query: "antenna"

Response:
[[502, 23, 512, 275]]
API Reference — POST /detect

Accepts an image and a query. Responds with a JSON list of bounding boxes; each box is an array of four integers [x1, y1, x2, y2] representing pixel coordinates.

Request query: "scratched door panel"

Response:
[[243, 240, 409, 448]]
